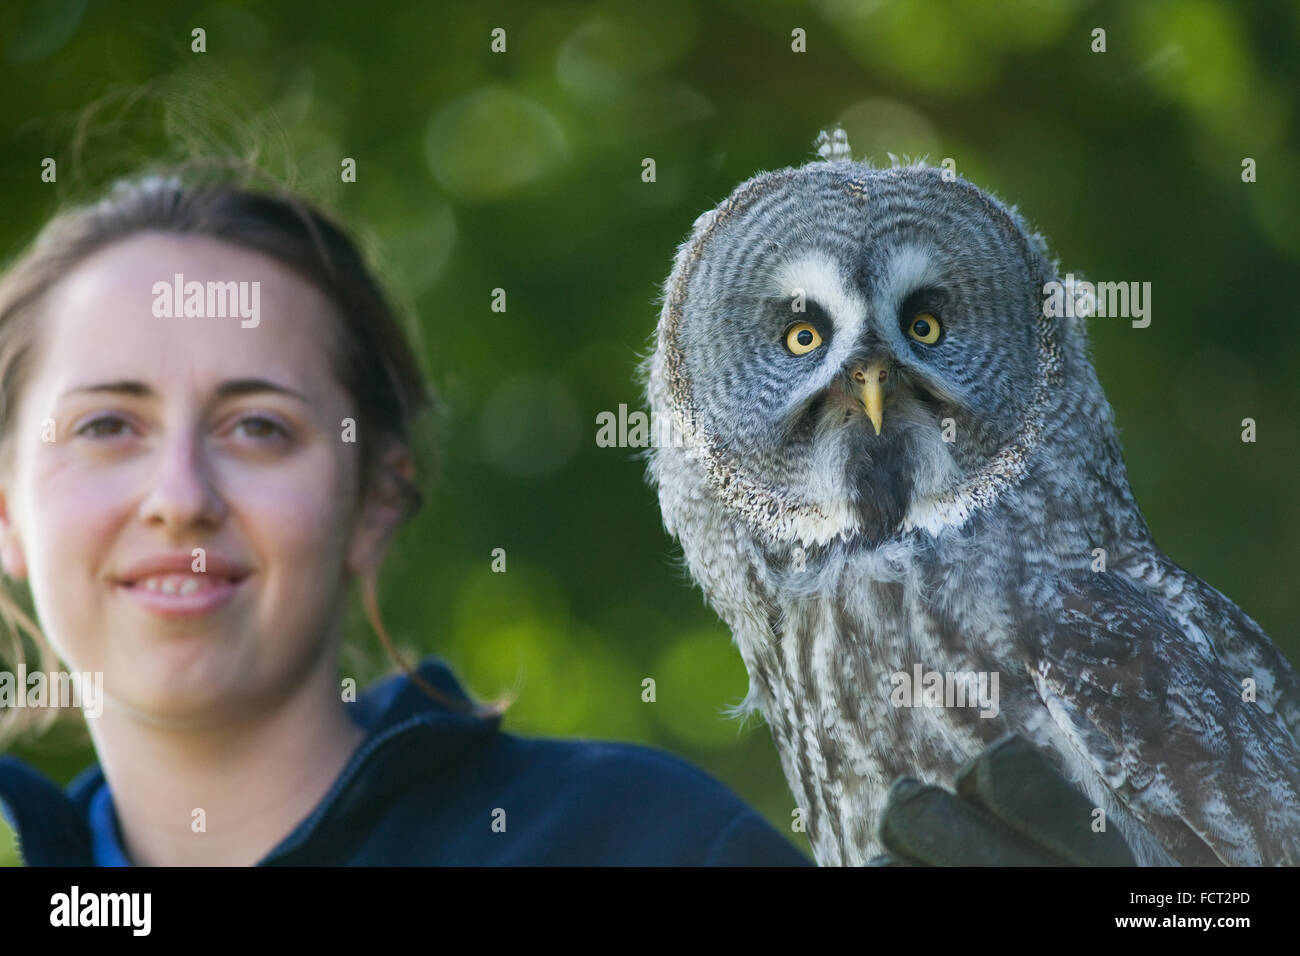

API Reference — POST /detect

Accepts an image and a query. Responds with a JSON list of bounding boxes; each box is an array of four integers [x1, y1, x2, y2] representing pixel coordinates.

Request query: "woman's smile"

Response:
[[115, 572, 250, 619], [112, 551, 253, 620]]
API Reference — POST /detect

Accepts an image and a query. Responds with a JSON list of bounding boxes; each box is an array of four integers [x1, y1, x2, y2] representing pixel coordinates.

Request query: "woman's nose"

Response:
[[137, 433, 226, 530]]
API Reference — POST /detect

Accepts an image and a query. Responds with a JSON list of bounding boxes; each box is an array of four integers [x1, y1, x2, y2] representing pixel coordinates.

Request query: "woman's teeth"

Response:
[[134, 575, 229, 594]]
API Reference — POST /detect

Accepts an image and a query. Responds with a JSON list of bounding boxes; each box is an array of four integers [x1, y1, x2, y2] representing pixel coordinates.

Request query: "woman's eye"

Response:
[[906, 312, 942, 345], [232, 416, 289, 441], [785, 322, 823, 355], [75, 416, 132, 439]]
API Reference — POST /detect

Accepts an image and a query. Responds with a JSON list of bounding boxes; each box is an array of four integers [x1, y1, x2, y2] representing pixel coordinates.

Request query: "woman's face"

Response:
[[0, 232, 390, 726]]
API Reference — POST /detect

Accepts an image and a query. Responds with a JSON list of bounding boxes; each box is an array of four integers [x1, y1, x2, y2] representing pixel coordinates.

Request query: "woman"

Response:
[[0, 169, 811, 866]]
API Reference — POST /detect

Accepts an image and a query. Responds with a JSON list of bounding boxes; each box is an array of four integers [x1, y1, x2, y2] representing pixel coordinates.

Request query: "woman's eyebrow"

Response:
[[213, 379, 311, 403], [61, 380, 152, 399], [59, 379, 311, 403]]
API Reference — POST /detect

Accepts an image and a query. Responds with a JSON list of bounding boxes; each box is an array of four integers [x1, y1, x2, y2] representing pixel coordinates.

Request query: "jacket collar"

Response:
[[0, 658, 501, 866]]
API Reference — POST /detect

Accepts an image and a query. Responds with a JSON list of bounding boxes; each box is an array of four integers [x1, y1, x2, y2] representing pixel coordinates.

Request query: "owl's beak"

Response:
[[852, 360, 889, 436]]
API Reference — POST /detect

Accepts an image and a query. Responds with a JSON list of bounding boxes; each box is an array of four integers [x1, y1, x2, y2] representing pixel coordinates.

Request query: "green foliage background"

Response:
[[1, 0, 1298, 866]]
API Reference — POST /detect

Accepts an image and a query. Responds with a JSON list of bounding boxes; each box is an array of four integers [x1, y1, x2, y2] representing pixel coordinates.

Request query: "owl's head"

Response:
[[645, 139, 1080, 551]]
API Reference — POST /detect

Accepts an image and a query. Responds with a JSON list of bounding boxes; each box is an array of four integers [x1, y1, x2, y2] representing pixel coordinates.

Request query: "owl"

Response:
[[642, 129, 1300, 866]]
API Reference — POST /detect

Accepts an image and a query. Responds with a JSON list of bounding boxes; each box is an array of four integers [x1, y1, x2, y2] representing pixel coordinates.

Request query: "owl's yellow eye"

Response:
[[907, 312, 942, 345], [785, 322, 823, 355]]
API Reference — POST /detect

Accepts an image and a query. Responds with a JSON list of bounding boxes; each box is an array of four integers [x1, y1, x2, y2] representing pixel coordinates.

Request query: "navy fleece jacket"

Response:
[[0, 657, 812, 866]]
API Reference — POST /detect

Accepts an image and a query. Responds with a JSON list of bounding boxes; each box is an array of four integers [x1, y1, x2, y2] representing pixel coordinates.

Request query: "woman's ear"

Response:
[[346, 443, 416, 579], [0, 487, 28, 581]]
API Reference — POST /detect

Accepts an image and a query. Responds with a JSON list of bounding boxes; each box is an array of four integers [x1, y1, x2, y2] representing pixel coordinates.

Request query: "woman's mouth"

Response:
[[117, 573, 249, 618]]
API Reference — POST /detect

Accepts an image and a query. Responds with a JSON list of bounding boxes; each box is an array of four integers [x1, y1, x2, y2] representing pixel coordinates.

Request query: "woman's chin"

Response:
[[107, 649, 259, 727]]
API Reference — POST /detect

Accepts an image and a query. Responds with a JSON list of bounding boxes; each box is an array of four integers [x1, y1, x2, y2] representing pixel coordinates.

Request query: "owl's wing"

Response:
[[1157, 557, 1300, 747], [1029, 570, 1300, 866]]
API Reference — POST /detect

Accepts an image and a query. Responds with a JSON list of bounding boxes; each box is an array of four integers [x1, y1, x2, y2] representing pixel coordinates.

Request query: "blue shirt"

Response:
[[0, 657, 812, 866]]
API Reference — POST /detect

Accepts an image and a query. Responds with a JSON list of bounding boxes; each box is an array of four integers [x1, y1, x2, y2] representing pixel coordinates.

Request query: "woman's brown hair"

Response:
[[0, 162, 504, 746]]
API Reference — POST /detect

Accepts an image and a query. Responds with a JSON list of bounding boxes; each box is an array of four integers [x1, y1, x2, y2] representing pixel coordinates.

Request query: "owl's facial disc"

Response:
[[654, 163, 1055, 547]]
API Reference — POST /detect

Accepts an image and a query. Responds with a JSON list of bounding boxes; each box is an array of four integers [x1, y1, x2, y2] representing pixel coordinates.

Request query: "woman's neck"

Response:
[[85, 650, 366, 866]]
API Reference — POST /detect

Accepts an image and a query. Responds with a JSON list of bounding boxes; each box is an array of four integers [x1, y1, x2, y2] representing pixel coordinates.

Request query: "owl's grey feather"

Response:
[[642, 135, 1300, 866]]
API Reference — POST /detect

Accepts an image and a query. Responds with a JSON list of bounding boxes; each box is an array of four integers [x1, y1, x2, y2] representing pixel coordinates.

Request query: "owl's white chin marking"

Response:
[[779, 493, 974, 548], [781, 494, 974, 548], [902, 495, 976, 535], [784, 501, 862, 549]]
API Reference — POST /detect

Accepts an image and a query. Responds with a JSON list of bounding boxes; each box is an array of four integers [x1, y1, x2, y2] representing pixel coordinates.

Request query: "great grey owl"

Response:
[[642, 129, 1300, 866]]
